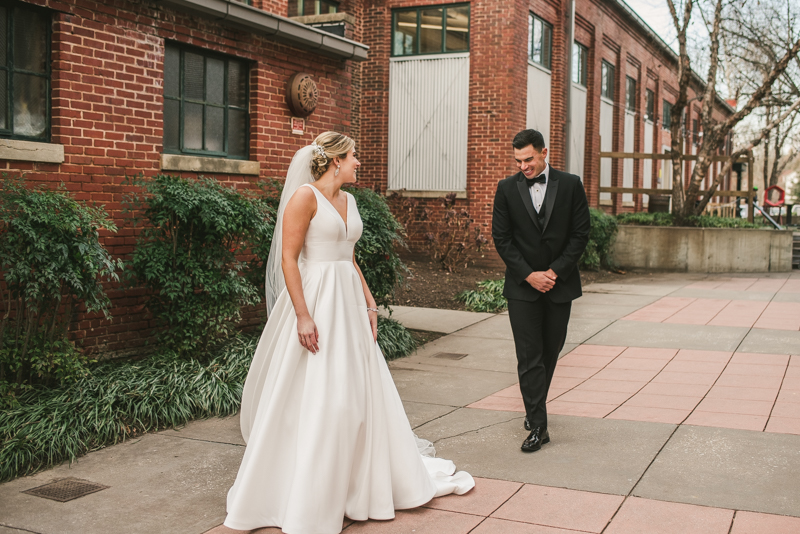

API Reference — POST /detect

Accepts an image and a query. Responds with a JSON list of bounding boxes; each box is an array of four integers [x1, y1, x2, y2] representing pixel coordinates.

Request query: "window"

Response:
[[601, 60, 614, 100], [528, 13, 552, 70], [288, 0, 338, 17], [163, 43, 249, 159], [626, 76, 636, 111], [693, 118, 700, 145], [0, 4, 50, 142], [662, 100, 673, 129], [645, 89, 654, 121], [572, 43, 588, 86], [392, 4, 470, 57]]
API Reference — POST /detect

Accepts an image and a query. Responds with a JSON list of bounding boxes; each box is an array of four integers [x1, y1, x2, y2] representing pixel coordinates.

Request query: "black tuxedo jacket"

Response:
[[491, 167, 591, 304]]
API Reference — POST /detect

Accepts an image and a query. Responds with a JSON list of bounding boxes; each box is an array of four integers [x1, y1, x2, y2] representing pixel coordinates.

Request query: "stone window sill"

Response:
[[387, 190, 467, 199], [161, 154, 260, 175], [0, 139, 65, 163]]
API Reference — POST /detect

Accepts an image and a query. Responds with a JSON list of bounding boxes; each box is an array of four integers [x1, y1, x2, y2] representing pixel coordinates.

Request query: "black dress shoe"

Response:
[[524, 417, 531, 431], [521, 426, 550, 452]]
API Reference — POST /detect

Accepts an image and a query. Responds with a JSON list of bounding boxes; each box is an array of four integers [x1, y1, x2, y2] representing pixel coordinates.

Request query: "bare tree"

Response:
[[665, 0, 800, 224]]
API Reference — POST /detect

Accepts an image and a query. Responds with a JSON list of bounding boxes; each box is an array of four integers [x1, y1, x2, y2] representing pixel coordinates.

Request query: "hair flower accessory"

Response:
[[311, 142, 327, 159]]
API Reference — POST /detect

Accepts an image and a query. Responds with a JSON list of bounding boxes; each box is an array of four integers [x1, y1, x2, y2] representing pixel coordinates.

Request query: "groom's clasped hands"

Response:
[[525, 269, 558, 293]]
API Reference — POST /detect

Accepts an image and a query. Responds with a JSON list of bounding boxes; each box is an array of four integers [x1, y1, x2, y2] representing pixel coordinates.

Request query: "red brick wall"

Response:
[[4, 0, 361, 355], [356, 0, 734, 253]]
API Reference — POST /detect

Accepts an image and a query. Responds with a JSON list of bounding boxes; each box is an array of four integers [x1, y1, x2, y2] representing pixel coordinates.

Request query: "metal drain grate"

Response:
[[433, 352, 468, 360], [23, 477, 109, 502]]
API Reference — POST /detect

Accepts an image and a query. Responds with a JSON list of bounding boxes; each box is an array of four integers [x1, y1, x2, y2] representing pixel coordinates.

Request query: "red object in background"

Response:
[[764, 185, 785, 207]]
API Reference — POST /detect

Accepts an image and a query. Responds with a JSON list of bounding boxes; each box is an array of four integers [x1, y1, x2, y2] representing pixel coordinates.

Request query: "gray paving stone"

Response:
[[415, 407, 523, 443], [584, 282, 687, 296], [773, 292, 800, 303], [158, 414, 244, 446], [389, 362, 517, 407], [402, 401, 457, 429], [433, 415, 675, 496], [380, 305, 495, 334], [0, 526, 36, 534], [570, 303, 641, 320], [0, 434, 242, 534], [566, 318, 614, 344], [737, 328, 800, 355], [407, 335, 518, 373], [451, 315, 514, 340], [634, 425, 800, 517], [585, 321, 749, 351]]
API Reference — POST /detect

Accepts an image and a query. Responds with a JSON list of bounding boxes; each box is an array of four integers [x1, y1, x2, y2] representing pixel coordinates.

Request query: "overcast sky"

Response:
[[622, 0, 679, 52]]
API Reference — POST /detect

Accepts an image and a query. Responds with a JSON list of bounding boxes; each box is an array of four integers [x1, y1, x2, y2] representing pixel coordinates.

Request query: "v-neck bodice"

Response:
[[299, 183, 363, 263]]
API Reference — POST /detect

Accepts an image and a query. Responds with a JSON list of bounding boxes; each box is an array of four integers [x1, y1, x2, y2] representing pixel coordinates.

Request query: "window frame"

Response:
[[391, 3, 471, 58], [662, 99, 673, 130], [571, 42, 588, 87], [0, 2, 52, 143], [162, 42, 250, 160], [645, 89, 654, 121], [528, 13, 552, 70], [601, 60, 615, 101], [289, 0, 338, 17], [625, 76, 636, 112]]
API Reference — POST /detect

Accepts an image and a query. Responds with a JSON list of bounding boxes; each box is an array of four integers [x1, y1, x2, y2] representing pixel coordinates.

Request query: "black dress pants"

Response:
[[507, 297, 572, 429]]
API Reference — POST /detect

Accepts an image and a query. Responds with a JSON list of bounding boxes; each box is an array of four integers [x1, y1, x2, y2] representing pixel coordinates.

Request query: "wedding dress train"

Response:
[[224, 184, 473, 534]]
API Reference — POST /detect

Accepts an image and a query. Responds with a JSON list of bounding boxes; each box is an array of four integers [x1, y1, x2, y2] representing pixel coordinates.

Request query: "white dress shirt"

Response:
[[528, 163, 550, 213]]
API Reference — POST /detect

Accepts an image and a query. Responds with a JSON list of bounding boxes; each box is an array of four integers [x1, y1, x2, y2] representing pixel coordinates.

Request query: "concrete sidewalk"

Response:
[[1, 272, 799, 533]]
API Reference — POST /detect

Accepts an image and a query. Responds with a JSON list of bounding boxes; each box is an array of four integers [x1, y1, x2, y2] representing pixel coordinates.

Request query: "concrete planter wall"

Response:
[[611, 225, 794, 272]]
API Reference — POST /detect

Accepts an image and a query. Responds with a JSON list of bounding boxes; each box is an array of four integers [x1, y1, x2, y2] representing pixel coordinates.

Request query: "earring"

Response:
[[335, 165, 340, 177]]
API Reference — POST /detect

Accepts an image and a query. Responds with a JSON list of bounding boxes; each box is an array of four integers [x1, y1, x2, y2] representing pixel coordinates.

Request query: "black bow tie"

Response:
[[525, 174, 546, 187]]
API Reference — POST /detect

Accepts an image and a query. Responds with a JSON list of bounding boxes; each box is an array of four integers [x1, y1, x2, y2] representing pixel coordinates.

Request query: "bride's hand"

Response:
[[297, 315, 319, 354], [368, 309, 378, 342]]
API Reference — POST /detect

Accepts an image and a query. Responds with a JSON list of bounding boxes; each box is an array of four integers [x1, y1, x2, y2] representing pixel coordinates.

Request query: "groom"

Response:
[[492, 129, 590, 452]]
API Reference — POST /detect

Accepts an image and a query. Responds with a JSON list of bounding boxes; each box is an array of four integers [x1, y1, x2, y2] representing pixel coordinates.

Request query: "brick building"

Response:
[[355, 0, 734, 249], [0, 0, 368, 353], [0, 0, 734, 352]]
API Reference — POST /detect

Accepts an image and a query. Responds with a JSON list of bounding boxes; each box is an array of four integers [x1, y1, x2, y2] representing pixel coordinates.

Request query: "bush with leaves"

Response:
[[421, 193, 489, 273], [0, 177, 121, 398], [124, 175, 275, 357], [456, 279, 507, 313], [579, 208, 618, 271], [344, 185, 408, 307]]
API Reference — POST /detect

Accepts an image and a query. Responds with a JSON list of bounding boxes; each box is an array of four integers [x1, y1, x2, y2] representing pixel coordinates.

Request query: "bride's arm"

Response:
[[352, 256, 379, 342], [282, 187, 319, 353]]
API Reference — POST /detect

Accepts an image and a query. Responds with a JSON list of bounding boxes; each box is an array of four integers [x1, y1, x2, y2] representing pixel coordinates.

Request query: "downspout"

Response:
[[564, 0, 576, 172]]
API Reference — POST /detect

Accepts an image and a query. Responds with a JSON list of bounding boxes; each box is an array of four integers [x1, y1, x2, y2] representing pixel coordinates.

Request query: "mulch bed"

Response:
[[391, 252, 629, 311]]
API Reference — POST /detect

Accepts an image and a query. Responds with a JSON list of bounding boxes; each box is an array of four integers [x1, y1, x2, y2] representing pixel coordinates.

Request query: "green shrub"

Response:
[[124, 175, 275, 357], [0, 334, 255, 482], [0, 177, 121, 396], [345, 185, 407, 307], [616, 212, 763, 229], [580, 208, 618, 271], [456, 279, 507, 312], [377, 315, 417, 360]]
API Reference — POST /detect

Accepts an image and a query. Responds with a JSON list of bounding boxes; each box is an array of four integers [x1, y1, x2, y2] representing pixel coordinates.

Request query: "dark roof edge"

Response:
[[612, 0, 735, 114], [157, 0, 369, 61]]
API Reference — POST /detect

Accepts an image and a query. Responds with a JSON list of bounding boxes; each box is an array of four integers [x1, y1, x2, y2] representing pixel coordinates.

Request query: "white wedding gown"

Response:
[[224, 184, 474, 534]]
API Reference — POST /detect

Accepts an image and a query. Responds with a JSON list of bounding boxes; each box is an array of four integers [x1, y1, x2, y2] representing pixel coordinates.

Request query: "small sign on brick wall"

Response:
[[291, 117, 305, 135]]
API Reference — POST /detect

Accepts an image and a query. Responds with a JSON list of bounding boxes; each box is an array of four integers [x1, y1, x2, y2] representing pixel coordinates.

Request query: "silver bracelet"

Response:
[[367, 307, 378, 312]]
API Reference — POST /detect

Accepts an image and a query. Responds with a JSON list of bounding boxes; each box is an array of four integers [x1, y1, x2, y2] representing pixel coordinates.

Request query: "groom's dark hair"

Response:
[[512, 129, 546, 151]]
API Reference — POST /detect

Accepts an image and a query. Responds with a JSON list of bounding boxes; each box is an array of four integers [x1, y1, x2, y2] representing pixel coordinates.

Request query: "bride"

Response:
[[223, 132, 474, 534]]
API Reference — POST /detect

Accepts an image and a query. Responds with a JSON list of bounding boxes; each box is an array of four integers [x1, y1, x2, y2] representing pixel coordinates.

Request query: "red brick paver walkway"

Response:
[[468, 345, 800, 433], [208, 478, 800, 533]]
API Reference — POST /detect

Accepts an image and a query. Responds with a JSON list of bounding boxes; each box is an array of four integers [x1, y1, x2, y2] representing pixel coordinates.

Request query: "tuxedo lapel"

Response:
[[516, 176, 542, 231], [542, 171, 559, 233]]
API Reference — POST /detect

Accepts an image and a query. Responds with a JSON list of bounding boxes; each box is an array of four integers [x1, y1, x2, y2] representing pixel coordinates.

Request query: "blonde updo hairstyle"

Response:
[[310, 131, 355, 180]]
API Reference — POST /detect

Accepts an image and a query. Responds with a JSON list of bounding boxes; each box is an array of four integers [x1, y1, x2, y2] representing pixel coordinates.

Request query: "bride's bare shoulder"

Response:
[[285, 184, 317, 217]]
